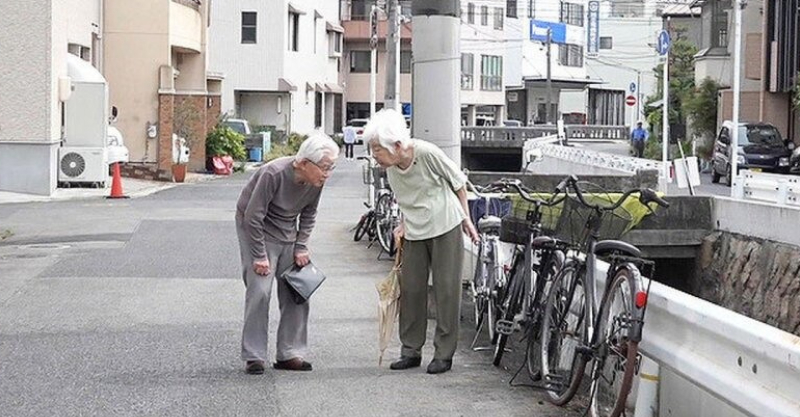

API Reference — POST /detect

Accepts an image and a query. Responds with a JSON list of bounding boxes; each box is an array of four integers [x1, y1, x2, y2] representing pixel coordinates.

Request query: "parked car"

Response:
[[345, 118, 369, 144], [222, 118, 252, 135], [711, 121, 793, 185], [107, 126, 129, 164]]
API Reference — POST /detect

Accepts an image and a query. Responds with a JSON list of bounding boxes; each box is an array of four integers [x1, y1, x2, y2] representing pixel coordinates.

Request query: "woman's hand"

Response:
[[462, 219, 480, 244], [393, 222, 405, 242]]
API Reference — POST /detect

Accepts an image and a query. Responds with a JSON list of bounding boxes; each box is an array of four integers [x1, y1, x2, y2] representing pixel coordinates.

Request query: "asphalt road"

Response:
[[0, 158, 580, 416]]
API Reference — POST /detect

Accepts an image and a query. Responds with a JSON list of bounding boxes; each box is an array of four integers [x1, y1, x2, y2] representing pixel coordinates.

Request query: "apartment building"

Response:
[[504, 0, 595, 125], [210, 0, 343, 137], [0, 0, 103, 195], [105, 0, 219, 177], [460, 0, 508, 125], [340, 0, 413, 123]]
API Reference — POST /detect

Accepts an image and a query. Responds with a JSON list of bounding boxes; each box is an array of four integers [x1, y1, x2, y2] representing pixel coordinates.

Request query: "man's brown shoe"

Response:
[[273, 358, 313, 371], [245, 360, 265, 375]]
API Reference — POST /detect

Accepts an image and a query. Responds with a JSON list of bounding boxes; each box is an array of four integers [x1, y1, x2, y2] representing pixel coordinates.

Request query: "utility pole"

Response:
[[730, 0, 746, 195], [384, 0, 400, 110], [545, 27, 552, 125], [370, 4, 379, 117]]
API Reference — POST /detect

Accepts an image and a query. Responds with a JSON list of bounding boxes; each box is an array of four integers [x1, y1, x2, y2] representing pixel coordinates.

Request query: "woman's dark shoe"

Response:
[[426, 359, 452, 374], [245, 360, 266, 375], [273, 358, 313, 371], [389, 356, 422, 370]]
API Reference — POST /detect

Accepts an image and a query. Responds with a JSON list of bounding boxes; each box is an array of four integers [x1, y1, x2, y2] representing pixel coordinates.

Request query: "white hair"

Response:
[[362, 108, 411, 154], [295, 131, 340, 163]]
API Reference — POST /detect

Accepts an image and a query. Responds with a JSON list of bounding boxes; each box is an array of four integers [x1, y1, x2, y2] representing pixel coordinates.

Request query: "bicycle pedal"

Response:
[[495, 319, 515, 335], [575, 345, 594, 357]]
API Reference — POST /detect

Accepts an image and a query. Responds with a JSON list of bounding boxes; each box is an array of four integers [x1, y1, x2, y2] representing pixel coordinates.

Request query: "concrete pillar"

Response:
[[466, 105, 477, 126], [494, 105, 505, 126], [412, 0, 460, 165]]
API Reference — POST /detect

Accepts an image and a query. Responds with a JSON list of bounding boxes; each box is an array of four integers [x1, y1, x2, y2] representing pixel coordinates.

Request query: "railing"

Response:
[[566, 125, 628, 140], [462, 125, 628, 142], [732, 171, 800, 207], [525, 137, 663, 174]]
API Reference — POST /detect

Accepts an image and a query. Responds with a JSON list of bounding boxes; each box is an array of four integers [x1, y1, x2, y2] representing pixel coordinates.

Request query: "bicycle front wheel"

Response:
[[539, 261, 589, 405], [589, 267, 641, 417], [526, 250, 565, 380], [493, 258, 525, 367], [375, 193, 397, 255]]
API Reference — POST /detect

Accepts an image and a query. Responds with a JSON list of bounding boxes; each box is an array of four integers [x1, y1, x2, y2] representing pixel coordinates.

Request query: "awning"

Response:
[[306, 82, 315, 91], [288, 3, 306, 15], [325, 83, 344, 94], [315, 10, 323, 19], [315, 83, 325, 92], [326, 21, 344, 33], [278, 78, 297, 92]]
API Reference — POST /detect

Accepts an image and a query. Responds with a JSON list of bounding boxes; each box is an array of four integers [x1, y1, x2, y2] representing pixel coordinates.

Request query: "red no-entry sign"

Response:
[[626, 95, 636, 106]]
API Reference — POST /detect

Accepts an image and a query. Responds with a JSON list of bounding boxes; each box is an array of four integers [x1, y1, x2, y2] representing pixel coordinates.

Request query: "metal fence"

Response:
[[732, 171, 800, 207], [462, 125, 629, 142]]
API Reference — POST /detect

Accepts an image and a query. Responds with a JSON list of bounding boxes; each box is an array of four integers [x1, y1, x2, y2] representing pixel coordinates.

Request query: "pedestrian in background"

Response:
[[343, 125, 356, 160], [235, 132, 339, 375], [631, 121, 648, 158], [363, 108, 479, 375]]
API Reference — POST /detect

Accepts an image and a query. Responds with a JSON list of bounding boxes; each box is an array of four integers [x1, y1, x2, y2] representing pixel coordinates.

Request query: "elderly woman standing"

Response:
[[364, 109, 479, 374], [236, 132, 339, 375]]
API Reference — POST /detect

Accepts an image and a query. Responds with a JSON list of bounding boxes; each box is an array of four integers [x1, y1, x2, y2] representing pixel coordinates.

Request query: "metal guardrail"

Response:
[[640, 278, 800, 416], [524, 136, 663, 174], [566, 125, 628, 140], [732, 171, 800, 207]]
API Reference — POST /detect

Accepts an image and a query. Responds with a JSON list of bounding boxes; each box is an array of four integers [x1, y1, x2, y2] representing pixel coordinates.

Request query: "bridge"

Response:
[[462, 125, 800, 417]]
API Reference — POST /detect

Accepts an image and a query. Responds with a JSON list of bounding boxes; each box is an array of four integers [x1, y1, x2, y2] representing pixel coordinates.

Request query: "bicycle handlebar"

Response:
[[559, 176, 670, 212]]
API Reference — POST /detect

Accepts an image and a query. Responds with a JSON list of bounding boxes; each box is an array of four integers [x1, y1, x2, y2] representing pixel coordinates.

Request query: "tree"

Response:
[[684, 78, 720, 159]]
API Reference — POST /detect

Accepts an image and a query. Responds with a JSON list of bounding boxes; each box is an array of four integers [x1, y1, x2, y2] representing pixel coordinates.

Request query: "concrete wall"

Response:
[[343, 40, 413, 105], [104, 0, 170, 163], [169, 0, 203, 53]]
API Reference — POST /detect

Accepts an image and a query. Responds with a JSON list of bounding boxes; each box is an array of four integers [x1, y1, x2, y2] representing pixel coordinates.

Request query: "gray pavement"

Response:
[[0, 156, 579, 416]]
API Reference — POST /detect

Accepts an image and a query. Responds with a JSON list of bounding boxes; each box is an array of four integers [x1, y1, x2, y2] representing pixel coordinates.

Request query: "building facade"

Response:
[[504, 0, 593, 125], [105, 0, 218, 177], [0, 0, 104, 195], [210, 0, 343, 138]]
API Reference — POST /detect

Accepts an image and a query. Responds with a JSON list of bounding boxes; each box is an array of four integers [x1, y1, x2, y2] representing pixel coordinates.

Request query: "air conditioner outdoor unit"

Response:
[[58, 147, 108, 186]]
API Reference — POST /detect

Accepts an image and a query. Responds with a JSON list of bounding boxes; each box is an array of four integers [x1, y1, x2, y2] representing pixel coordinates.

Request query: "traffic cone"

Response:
[[107, 162, 129, 199]]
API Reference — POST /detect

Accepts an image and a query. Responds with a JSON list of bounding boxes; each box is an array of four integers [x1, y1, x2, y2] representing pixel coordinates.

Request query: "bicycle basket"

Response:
[[554, 190, 637, 247], [499, 194, 564, 244]]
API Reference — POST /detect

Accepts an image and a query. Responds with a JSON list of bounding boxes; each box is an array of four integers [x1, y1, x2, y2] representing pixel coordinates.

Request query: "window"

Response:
[[350, 0, 369, 20], [314, 16, 318, 53], [333, 32, 342, 53], [558, 44, 584, 67], [711, 0, 730, 48], [507, 0, 517, 18], [288, 12, 300, 51], [481, 5, 488, 25], [314, 92, 322, 128], [559, 2, 584, 26], [241, 12, 257, 44], [528, 0, 535, 18], [467, 3, 475, 24], [493, 7, 504, 29], [400, 51, 412, 73], [610, 0, 645, 18], [600, 36, 613, 49], [461, 53, 474, 90], [400, 1, 412, 19], [480, 55, 502, 91], [350, 51, 371, 73]]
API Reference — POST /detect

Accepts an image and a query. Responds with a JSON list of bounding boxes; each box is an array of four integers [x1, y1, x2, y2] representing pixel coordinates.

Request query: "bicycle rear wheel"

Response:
[[526, 250, 564, 380], [472, 241, 498, 343], [353, 211, 372, 242], [493, 258, 524, 367], [539, 261, 589, 405], [589, 267, 641, 417], [375, 193, 397, 255]]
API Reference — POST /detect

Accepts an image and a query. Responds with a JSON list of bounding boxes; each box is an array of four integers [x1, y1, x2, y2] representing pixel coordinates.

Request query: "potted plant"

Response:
[[206, 123, 246, 175]]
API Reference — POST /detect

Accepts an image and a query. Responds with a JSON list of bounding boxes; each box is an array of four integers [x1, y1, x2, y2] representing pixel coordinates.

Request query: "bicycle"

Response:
[[538, 175, 669, 417], [465, 180, 511, 351], [353, 155, 399, 257], [489, 179, 568, 376]]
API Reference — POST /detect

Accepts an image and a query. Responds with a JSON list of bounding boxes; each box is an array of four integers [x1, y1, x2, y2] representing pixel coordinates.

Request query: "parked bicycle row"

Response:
[[467, 175, 669, 417], [353, 154, 400, 258]]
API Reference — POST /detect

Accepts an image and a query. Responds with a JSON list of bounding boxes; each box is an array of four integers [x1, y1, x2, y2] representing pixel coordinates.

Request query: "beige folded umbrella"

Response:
[[376, 240, 403, 366]]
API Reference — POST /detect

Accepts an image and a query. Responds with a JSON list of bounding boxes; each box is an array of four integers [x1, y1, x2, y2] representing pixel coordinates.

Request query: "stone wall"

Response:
[[696, 231, 800, 336]]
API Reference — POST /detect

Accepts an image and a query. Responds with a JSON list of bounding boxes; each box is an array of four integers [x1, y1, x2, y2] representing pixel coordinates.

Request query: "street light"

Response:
[[730, 0, 747, 196]]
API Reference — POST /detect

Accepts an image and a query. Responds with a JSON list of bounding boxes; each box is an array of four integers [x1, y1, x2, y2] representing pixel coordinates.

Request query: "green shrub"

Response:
[[206, 125, 247, 161], [264, 132, 308, 161]]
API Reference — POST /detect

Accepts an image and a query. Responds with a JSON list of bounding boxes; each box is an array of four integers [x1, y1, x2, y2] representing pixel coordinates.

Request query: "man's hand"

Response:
[[253, 258, 271, 276], [462, 219, 480, 244], [294, 250, 311, 267], [393, 222, 405, 242]]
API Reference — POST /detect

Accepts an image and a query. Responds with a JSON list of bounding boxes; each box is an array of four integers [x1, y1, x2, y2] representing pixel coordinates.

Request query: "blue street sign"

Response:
[[529, 20, 567, 44], [587, 1, 600, 56], [630, 82, 637, 93], [657, 30, 671, 55]]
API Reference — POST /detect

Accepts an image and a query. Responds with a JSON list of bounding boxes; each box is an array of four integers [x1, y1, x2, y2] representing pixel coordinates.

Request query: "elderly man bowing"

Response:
[[235, 133, 339, 375]]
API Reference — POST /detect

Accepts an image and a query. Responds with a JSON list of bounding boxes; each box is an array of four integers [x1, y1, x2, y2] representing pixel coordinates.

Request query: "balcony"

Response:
[[342, 20, 412, 42], [170, 0, 204, 53]]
